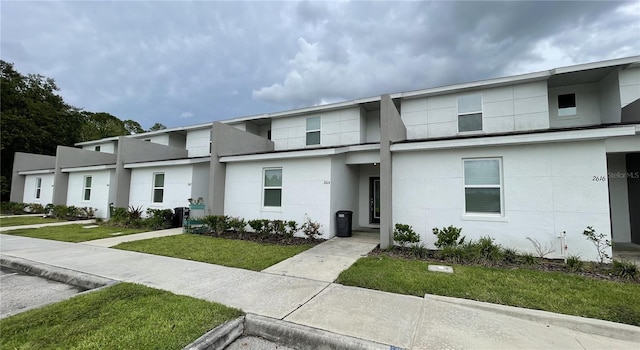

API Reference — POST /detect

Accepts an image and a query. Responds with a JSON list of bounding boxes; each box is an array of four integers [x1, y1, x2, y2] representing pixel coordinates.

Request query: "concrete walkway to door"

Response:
[[262, 231, 379, 282]]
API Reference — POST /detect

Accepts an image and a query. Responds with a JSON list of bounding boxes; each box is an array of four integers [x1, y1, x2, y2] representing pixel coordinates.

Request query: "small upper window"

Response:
[[95, 146, 101, 152], [83, 176, 92, 201], [306, 117, 321, 145], [153, 173, 164, 203], [35, 177, 42, 199], [558, 93, 576, 116], [457, 94, 483, 132]]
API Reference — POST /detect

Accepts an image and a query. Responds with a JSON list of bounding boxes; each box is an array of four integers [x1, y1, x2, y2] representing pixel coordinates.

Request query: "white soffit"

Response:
[[124, 157, 210, 169], [18, 169, 55, 175], [61, 165, 116, 173], [220, 144, 380, 163]]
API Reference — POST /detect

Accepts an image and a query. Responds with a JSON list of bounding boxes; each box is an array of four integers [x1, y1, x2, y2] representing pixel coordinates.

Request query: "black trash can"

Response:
[[172, 207, 189, 228], [336, 210, 353, 237]]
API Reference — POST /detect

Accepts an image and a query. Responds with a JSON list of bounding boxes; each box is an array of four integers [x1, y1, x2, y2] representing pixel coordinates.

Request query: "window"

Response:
[[463, 158, 502, 214], [306, 116, 321, 145], [263, 168, 282, 207], [153, 173, 164, 203], [457, 94, 483, 132], [35, 177, 42, 199], [94, 146, 101, 152], [83, 176, 92, 201], [558, 93, 576, 116]]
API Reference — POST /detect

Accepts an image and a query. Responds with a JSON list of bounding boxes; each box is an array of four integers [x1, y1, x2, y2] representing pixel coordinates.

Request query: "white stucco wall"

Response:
[[365, 110, 381, 143], [619, 66, 640, 107], [392, 140, 611, 261], [330, 154, 358, 236], [548, 83, 601, 128], [145, 134, 170, 145], [66, 170, 112, 218], [270, 107, 362, 150], [224, 157, 333, 238], [129, 165, 193, 212], [191, 162, 210, 202], [598, 69, 622, 124], [401, 81, 549, 139], [186, 129, 211, 157], [23, 174, 54, 205]]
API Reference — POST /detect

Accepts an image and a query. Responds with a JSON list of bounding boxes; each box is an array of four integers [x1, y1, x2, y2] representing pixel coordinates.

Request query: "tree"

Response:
[[79, 111, 129, 141], [124, 119, 145, 134], [1, 60, 84, 200], [148, 122, 167, 132]]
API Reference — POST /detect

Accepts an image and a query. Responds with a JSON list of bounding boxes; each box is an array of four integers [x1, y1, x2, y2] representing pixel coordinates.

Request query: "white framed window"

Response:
[[83, 176, 92, 201], [35, 177, 42, 199], [558, 93, 576, 116], [457, 94, 483, 132], [463, 158, 502, 214], [306, 116, 321, 146], [152, 173, 165, 203], [263, 168, 282, 207]]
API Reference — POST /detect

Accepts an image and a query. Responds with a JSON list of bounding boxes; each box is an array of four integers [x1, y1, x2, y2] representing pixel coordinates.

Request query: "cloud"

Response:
[[179, 112, 194, 119]]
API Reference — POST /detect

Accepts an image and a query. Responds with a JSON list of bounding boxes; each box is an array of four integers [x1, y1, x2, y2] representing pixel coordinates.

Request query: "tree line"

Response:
[[0, 60, 166, 201]]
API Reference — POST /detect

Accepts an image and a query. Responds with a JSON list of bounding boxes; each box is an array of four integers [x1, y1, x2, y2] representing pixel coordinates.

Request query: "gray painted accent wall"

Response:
[[379, 94, 407, 248], [113, 137, 189, 208], [209, 122, 274, 215], [10, 153, 56, 202]]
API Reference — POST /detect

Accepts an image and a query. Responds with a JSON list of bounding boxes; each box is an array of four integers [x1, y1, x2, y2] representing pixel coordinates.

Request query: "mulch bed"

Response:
[[370, 246, 639, 284], [194, 230, 326, 246]]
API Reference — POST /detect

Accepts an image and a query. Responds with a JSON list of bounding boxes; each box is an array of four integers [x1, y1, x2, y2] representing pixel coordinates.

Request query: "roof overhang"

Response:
[[124, 157, 211, 169], [61, 164, 116, 173], [17, 169, 55, 175], [220, 144, 380, 163]]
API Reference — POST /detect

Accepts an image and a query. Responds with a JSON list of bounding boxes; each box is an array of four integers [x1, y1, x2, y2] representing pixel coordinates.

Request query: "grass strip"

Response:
[[336, 255, 640, 326], [115, 234, 314, 271], [3, 224, 145, 242], [0, 216, 66, 227], [0, 282, 242, 350]]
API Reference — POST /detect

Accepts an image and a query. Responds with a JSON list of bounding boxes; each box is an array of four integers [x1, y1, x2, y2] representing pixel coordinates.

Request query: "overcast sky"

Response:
[[2, 1, 639, 129]]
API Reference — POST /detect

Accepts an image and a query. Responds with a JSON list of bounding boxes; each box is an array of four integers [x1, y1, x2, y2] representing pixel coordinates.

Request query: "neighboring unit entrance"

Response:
[[370, 177, 380, 224]]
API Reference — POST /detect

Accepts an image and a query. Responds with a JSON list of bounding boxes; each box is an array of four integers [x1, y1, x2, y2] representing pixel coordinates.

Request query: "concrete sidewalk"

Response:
[[0, 219, 95, 232], [1, 234, 638, 349], [82, 227, 184, 247]]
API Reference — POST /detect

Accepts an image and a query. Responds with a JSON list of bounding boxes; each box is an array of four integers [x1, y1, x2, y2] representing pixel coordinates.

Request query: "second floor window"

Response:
[[558, 93, 576, 116], [153, 173, 165, 203], [457, 94, 483, 132], [306, 116, 321, 145], [83, 176, 92, 201]]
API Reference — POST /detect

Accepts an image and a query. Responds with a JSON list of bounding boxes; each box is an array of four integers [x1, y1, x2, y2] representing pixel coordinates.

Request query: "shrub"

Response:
[[301, 215, 322, 239], [410, 243, 430, 259], [566, 255, 584, 272], [432, 225, 465, 248], [248, 219, 271, 239], [525, 237, 555, 259], [464, 237, 503, 266], [519, 252, 539, 265], [283, 220, 298, 240], [582, 226, 612, 264], [107, 206, 144, 228], [145, 208, 173, 230], [436, 245, 466, 264], [271, 220, 286, 236], [202, 215, 228, 236], [611, 260, 639, 281], [227, 217, 247, 234], [1, 202, 27, 214], [24, 203, 45, 214], [502, 247, 518, 264], [393, 224, 420, 247]]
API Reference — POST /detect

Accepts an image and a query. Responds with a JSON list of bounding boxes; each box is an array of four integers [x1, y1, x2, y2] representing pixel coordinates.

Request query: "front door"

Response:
[[370, 177, 380, 224]]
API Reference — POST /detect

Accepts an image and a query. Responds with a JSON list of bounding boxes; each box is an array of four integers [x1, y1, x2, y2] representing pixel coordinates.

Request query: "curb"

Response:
[[245, 314, 396, 350], [425, 293, 640, 342], [1, 255, 118, 290], [184, 313, 399, 350], [183, 316, 245, 350]]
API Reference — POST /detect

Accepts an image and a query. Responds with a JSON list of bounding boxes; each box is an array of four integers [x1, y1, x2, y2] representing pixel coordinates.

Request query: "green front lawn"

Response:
[[336, 256, 640, 326], [3, 224, 145, 242], [0, 283, 242, 350], [115, 234, 314, 271], [0, 216, 65, 227]]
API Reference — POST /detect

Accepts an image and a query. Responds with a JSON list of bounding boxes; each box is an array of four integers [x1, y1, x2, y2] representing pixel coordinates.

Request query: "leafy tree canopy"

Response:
[[148, 122, 167, 132]]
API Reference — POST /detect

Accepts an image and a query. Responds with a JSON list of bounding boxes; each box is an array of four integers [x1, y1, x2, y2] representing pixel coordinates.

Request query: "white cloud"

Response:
[[179, 111, 194, 119]]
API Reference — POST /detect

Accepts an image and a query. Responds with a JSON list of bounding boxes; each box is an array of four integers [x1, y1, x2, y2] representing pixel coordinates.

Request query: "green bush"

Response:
[[248, 219, 271, 239], [227, 217, 247, 234], [0, 202, 27, 214], [436, 244, 466, 264], [464, 236, 503, 266], [393, 223, 420, 247], [502, 247, 518, 264], [410, 243, 430, 259], [582, 226, 612, 264], [611, 260, 639, 281], [432, 225, 465, 248], [301, 216, 322, 239], [567, 255, 584, 272], [203, 215, 229, 236], [519, 252, 539, 265], [107, 206, 144, 228], [24, 203, 45, 214], [284, 220, 298, 240], [145, 208, 173, 230]]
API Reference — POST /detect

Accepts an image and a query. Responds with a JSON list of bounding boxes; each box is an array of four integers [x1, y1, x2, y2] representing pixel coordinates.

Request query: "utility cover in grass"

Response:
[[428, 265, 454, 273], [82, 225, 100, 229]]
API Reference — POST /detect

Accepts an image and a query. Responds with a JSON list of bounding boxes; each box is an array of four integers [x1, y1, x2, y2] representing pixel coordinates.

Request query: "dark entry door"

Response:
[[370, 177, 380, 224]]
